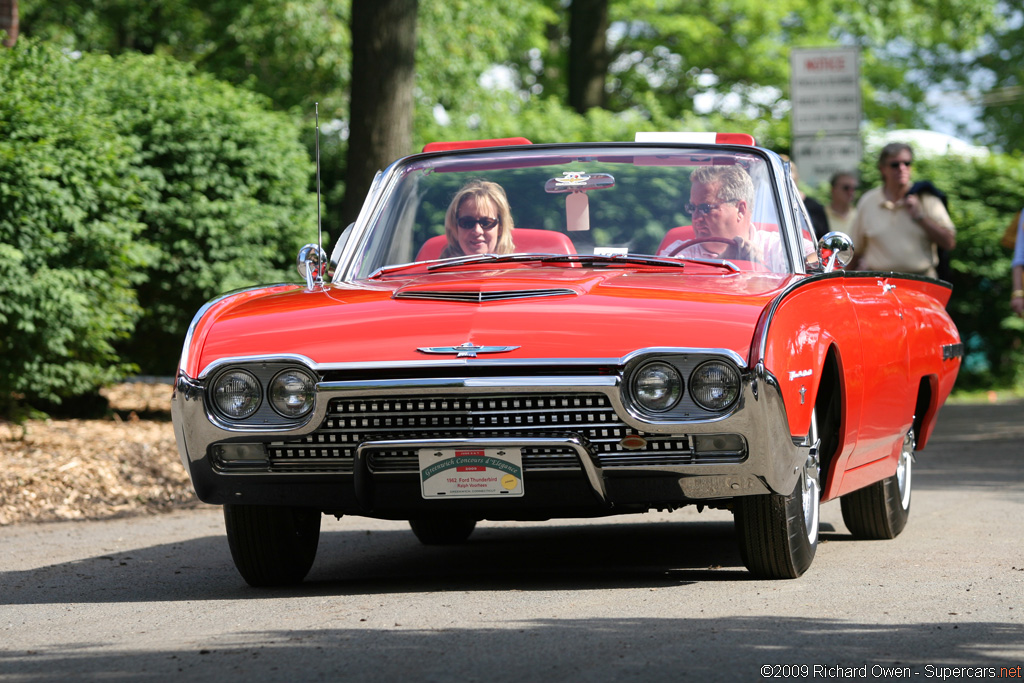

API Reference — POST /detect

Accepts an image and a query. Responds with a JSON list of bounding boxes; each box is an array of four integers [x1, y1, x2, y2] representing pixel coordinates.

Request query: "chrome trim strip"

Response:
[[195, 347, 747, 381], [198, 353, 319, 380], [318, 376, 619, 395], [395, 289, 578, 302], [942, 342, 964, 360]]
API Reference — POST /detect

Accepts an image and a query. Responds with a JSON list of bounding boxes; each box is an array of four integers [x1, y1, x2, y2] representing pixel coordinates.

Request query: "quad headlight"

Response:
[[269, 368, 317, 418], [632, 361, 683, 412], [689, 360, 740, 411], [209, 364, 318, 423], [211, 369, 262, 419]]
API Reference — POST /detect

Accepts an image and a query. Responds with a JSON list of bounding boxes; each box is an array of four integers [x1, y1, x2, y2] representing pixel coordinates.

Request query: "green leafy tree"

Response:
[[971, 9, 1024, 154], [86, 52, 318, 375], [20, 0, 352, 117], [0, 40, 150, 406], [1, 40, 317, 414]]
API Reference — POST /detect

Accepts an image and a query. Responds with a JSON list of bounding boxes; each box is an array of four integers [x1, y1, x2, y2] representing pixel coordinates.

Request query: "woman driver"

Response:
[[440, 180, 516, 258]]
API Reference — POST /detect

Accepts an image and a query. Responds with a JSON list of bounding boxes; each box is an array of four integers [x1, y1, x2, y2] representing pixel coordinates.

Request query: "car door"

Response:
[[843, 274, 911, 469]]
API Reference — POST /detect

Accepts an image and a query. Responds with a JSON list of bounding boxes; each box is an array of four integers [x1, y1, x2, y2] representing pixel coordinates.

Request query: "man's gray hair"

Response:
[[878, 142, 913, 167], [690, 165, 754, 205]]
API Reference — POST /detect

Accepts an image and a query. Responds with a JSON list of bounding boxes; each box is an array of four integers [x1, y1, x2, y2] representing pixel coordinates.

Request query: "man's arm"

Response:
[[904, 194, 956, 251]]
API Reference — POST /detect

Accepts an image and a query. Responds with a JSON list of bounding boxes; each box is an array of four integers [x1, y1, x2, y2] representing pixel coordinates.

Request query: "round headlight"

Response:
[[212, 370, 262, 419], [269, 368, 317, 418], [632, 361, 683, 412], [690, 360, 740, 411]]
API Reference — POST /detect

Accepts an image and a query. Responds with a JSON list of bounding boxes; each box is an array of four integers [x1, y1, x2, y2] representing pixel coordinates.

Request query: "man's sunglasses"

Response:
[[888, 160, 913, 169], [457, 216, 500, 230], [685, 199, 738, 216]]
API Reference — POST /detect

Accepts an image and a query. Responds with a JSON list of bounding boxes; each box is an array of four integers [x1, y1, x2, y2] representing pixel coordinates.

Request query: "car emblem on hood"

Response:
[[417, 342, 521, 358]]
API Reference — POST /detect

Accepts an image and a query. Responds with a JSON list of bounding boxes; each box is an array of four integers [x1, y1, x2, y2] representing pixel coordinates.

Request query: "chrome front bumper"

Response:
[[172, 362, 807, 510]]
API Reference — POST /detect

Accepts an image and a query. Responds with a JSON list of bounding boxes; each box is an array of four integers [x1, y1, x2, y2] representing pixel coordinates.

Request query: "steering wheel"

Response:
[[665, 236, 736, 258]]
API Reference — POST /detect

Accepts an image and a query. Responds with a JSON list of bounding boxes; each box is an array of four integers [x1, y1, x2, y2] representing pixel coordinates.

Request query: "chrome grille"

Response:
[[266, 392, 737, 473]]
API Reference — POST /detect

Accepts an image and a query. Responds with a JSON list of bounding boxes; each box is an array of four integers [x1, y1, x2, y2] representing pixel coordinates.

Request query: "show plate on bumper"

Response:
[[418, 447, 525, 498]]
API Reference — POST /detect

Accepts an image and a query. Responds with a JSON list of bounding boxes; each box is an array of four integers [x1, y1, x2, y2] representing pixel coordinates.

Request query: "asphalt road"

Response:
[[1, 401, 1022, 682]]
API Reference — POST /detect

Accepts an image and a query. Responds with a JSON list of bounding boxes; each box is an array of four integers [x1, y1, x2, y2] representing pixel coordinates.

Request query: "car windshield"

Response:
[[339, 144, 809, 280]]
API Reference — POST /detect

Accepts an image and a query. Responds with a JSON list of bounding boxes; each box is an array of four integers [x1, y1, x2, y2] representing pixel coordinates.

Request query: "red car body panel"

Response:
[[185, 266, 791, 378], [757, 273, 958, 501]]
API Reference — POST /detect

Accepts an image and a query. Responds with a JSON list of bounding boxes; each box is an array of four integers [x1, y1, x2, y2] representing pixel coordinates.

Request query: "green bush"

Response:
[[1, 40, 317, 413], [848, 151, 1024, 391], [86, 52, 317, 375], [0, 41, 149, 405]]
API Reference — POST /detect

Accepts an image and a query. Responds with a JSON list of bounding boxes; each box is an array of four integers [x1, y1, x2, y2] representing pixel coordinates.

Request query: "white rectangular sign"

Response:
[[419, 447, 524, 499], [792, 134, 863, 189], [790, 47, 861, 136]]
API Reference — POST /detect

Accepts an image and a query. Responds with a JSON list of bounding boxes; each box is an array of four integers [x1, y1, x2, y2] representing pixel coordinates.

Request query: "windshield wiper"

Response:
[[374, 251, 738, 277], [425, 253, 572, 271], [538, 254, 688, 268], [368, 253, 550, 278]]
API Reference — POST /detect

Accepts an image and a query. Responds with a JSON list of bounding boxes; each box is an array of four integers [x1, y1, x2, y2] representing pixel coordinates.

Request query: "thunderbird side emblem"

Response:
[[417, 342, 521, 358]]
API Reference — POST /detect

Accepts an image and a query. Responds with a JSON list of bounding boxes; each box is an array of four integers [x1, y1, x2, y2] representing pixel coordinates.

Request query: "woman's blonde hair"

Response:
[[440, 180, 516, 258]]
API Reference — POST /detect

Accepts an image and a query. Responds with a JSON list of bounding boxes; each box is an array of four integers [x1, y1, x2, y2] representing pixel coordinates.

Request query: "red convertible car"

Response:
[[171, 134, 961, 585]]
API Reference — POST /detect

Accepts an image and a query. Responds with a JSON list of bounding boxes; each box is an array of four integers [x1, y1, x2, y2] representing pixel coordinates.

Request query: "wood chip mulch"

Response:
[[0, 383, 199, 526]]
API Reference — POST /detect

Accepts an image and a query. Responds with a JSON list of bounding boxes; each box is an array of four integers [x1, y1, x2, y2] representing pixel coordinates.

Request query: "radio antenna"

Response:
[[315, 102, 323, 285]]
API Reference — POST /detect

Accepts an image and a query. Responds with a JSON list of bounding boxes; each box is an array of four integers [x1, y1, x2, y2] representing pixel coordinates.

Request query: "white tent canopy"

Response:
[[865, 128, 989, 159]]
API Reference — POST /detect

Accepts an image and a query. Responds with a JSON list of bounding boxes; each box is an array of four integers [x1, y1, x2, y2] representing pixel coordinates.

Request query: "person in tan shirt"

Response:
[[824, 172, 858, 236], [849, 143, 956, 278]]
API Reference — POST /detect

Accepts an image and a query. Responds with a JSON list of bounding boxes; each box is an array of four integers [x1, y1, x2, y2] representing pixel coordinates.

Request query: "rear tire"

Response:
[[409, 517, 477, 545], [223, 504, 321, 587], [734, 411, 820, 579], [841, 428, 914, 539]]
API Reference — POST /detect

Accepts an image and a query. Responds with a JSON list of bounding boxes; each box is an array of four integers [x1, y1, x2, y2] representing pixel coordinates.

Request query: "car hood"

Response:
[[187, 267, 794, 376]]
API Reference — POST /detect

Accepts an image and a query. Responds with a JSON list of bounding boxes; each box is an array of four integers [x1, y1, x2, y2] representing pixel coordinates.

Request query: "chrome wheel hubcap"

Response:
[[896, 428, 914, 510], [802, 409, 821, 544]]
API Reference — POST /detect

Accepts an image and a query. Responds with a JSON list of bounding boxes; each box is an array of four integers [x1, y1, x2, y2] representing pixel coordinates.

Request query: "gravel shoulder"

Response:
[[0, 383, 196, 526]]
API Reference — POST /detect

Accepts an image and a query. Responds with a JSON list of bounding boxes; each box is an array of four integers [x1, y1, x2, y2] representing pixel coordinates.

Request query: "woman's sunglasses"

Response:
[[457, 216, 500, 230], [888, 160, 913, 169]]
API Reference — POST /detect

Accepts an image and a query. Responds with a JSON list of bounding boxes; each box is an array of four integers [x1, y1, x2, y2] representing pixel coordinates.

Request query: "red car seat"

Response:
[[415, 228, 576, 261]]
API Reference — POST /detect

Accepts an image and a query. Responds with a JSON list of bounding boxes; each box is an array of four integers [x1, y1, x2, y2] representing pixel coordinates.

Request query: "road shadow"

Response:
[[1, 616, 1020, 681], [914, 400, 1024, 492], [0, 518, 758, 606]]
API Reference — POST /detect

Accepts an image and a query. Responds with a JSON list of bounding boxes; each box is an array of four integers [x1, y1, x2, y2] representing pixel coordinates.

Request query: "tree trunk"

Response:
[[1, 0, 18, 48], [568, 0, 609, 114], [341, 0, 418, 226]]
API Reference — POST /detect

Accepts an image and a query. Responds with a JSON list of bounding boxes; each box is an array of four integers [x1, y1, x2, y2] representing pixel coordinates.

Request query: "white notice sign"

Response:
[[790, 47, 861, 136], [792, 134, 863, 190]]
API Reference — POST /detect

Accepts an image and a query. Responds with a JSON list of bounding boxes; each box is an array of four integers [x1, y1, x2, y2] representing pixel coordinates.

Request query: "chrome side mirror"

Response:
[[297, 243, 328, 289], [817, 232, 854, 273]]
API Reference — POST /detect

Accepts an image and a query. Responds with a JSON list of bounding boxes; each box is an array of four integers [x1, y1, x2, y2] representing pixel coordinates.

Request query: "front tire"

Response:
[[409, 517, 477, 545], [841, 427, 914, 539], [223, 504, 321, 587], [734, 412, 820, 579]]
